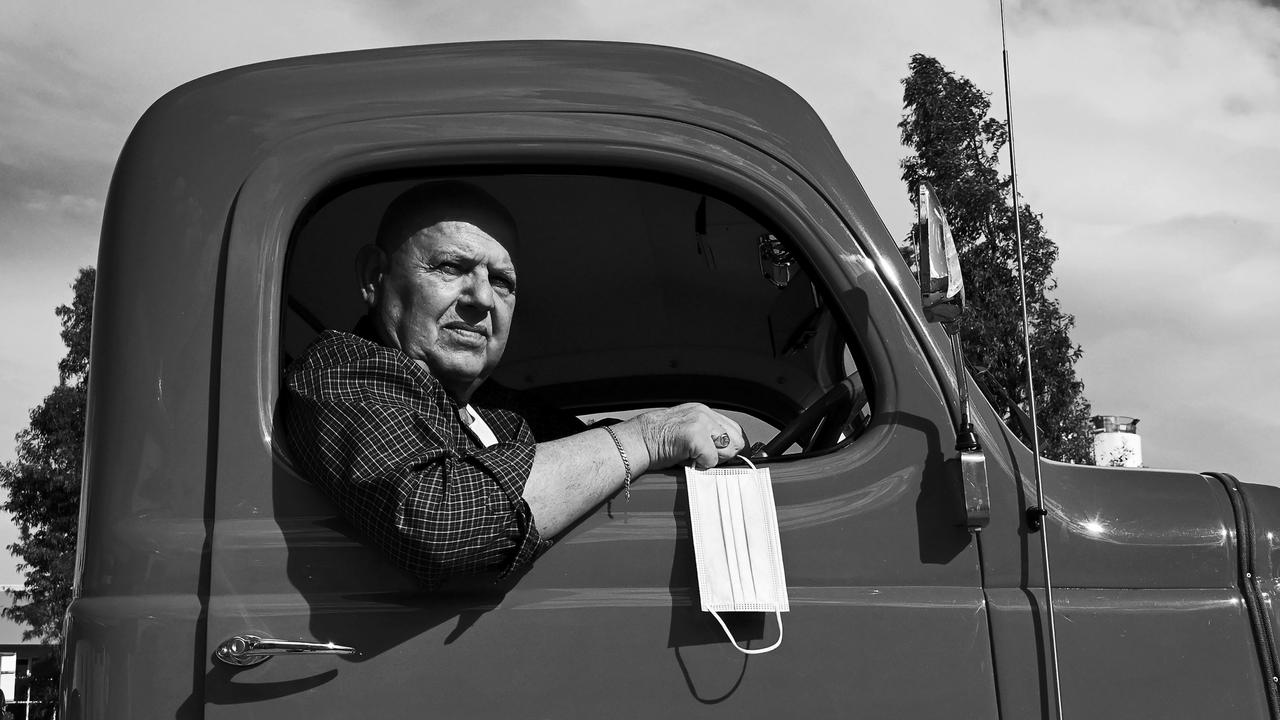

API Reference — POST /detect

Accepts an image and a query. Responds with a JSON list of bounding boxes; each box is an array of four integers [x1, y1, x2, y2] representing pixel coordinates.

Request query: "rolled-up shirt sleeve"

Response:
[[283, 332, 551, 587]]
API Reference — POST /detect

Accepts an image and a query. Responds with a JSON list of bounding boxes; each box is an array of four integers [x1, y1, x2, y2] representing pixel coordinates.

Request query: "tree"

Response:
[[1, 268, 94, 657], [899, 54, 1093, 463]]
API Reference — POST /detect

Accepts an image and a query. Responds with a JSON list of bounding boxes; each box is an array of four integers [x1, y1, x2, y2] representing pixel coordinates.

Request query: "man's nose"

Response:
[[459, 270, 495, 311]]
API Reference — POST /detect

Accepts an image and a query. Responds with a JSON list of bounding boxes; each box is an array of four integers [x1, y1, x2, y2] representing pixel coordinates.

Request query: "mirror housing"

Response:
[[917, 182, 965, 325]]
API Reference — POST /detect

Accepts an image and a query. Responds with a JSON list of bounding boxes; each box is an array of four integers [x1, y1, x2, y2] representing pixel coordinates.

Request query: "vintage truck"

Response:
[[64, 41, 1280, 718]]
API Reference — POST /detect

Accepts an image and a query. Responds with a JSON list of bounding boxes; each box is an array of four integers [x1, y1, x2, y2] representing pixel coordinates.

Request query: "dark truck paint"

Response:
[[64, 41, 1280, 719]]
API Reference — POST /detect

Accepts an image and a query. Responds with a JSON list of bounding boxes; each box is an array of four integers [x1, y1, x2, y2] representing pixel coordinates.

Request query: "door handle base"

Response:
[[215, 634, 356, 667]]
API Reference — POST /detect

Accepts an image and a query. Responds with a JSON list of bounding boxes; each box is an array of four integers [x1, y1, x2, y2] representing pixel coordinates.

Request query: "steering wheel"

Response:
[[757, 375, 868, 457]]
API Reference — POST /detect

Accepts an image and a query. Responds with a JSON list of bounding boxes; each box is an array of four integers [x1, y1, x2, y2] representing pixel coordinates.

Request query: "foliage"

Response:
[[1101, 444, 1135, 468], [1, 268, 95, 659], [899, 55, 1093, 463]]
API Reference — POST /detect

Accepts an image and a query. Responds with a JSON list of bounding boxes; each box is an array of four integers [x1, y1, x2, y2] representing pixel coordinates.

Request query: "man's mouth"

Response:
[[443, 322, 489, 342]]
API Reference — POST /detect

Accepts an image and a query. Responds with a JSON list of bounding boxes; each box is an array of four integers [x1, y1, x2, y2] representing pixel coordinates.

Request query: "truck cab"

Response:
[[65, 41, 1280, 718]]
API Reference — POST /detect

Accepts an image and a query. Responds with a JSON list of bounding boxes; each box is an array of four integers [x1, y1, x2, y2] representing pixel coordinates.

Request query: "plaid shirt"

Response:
[[283, 329, 549, 586]]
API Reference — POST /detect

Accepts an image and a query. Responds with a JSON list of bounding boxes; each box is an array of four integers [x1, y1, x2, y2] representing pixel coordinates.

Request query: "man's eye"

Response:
[[493, 276, 516, 294]]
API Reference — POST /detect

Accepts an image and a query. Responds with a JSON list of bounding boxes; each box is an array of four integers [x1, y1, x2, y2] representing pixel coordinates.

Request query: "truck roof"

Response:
[[142, 42, 838, 183], [114, 41, 894, 258]]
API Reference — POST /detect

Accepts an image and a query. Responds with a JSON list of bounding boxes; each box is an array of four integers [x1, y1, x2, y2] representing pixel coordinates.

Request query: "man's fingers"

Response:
[[692, 440, 719, 470], [712, 419, 747, 462], [689, 407, 744, 466], [692, 416, 725, 469]]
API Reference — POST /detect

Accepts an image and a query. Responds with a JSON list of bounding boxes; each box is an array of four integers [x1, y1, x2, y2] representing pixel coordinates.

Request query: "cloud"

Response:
[[1065, 214, 1280, 320], [0, 155, 107, 212], [0, 271, 76, 468], [1058, 212, 1280, 480], [0, 40, 139, 181], [363, 0, 586, 39], [19, 191, 101, 218], [1081, 325, 1280, 478], [0, 161, 100, 467], [999, 0, 1280, 223]]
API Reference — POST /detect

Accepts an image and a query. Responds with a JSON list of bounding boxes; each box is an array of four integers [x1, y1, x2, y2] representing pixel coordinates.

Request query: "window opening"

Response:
[[282, 171, 872, 457]]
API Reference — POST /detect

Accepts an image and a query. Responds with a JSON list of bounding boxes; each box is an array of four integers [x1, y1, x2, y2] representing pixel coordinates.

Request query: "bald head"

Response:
[[376, 181, 518, 259]]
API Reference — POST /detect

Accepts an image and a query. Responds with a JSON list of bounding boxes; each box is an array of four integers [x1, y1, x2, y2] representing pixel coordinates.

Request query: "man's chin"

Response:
[[425, 353, 497, 401]]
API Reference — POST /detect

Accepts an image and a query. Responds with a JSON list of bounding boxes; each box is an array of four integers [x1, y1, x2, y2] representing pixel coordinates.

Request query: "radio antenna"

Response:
[[1000, 1, 1065, 717]]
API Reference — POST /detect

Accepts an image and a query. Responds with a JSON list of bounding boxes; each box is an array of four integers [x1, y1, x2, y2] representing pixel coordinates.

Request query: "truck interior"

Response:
[[281, 171, 872, 458]]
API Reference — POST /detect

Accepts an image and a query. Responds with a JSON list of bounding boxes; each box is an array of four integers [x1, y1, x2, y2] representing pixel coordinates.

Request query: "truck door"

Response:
[[202, 117, 1000, 718]]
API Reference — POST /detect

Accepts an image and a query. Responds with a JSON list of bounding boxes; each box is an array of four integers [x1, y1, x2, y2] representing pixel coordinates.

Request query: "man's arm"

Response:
[[284, 333, 547, 586], [287, 391, 544, 584], [523, 403, 747, 537], [286, 331, 747, 583]]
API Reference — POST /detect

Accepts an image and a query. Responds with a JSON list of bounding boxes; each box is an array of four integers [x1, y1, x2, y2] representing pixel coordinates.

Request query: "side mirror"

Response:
[[917, 181, 965, 325], [917, 182, 987, 529]]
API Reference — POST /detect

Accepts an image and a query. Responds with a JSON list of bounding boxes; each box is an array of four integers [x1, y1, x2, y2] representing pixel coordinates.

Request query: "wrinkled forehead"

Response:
[[375, 180, 519, 263], [397, 220, 518, 270]]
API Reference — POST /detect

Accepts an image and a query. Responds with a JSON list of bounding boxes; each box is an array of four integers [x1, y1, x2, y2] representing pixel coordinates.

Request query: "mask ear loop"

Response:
[[705, 453, 783, 655], [710, 609, 784, 655]]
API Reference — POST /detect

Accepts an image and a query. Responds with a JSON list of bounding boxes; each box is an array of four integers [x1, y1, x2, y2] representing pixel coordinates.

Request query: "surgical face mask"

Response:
[[685, 457, 789, 654]]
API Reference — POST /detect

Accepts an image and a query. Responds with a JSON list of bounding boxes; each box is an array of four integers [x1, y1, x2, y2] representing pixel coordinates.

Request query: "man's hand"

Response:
[[629, 403, 747, 470]]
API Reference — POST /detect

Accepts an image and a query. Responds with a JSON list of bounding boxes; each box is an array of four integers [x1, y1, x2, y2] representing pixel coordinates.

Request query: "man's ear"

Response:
[[355, 245, 387, 308]]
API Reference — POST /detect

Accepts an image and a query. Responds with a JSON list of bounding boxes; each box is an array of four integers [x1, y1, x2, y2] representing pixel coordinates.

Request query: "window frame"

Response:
[[220, 111, 906, 469]]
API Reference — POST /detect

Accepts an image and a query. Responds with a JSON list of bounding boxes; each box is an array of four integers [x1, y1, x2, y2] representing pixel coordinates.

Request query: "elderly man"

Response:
[[285, 181, 747, 586]]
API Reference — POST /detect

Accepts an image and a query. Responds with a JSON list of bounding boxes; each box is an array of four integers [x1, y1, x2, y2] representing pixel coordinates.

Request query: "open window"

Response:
[[282, 171, 871, 457]]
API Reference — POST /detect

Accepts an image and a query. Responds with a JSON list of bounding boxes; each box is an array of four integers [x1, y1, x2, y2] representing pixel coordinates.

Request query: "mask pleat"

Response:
[[716, 478, 747, 606], [694, 476, 733, 609], [740, 473, 775, 608]]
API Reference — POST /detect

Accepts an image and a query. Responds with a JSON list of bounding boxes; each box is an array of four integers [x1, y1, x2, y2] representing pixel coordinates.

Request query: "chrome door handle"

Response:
[[215, 634, 356, 667]]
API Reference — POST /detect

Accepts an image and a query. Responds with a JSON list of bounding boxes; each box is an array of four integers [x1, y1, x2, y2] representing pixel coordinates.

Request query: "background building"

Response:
[[0, 593, 57, 720]]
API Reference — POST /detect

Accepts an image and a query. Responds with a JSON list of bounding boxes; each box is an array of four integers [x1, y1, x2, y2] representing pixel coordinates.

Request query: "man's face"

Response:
[[370, 219, 517, 401]]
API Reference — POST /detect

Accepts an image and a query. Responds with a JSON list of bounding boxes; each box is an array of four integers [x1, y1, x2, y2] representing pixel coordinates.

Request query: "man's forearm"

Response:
[[523, 422, 651, 537], [522, 404, 747, 538]]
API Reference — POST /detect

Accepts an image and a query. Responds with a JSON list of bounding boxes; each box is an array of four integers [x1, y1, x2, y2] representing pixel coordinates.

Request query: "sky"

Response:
[[1, 0, 1278, 587]]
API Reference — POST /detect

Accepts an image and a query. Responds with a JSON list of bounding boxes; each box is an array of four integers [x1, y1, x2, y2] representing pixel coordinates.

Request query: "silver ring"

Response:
[[713, 432, 731, 449]]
